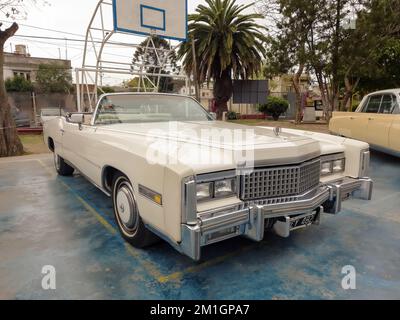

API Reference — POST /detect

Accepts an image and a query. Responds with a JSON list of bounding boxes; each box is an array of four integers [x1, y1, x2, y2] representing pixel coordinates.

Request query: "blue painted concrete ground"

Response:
[[0, 151, 399, 299]]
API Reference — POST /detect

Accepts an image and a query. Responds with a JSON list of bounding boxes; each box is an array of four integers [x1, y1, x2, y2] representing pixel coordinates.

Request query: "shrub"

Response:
[[35, 63, 73, 93], [5, 76, 34, 92], [226, 111, 238, 120], [258, 96, 289, 121]]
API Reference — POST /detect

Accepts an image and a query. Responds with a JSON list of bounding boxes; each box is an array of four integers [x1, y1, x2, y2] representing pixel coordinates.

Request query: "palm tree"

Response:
[[178, 0, 267, 119]]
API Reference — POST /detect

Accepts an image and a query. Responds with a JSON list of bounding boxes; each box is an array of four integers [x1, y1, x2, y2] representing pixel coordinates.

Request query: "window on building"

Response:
[[13, 71, 31, 81]]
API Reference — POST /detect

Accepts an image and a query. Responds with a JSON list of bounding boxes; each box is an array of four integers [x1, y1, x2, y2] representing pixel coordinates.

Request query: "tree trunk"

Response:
[[343, 75, 360, 111], [0, 22, 23, 157], [314, 68, 331, 121], [292, 63, 304, 124], [330, 0, 341, 114], [213, 70, 233, 120]]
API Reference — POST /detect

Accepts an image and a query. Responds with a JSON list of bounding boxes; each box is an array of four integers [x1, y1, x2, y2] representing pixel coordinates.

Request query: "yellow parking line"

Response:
[[72, 190, 118, 236], [124, 243, 166, 281], [157, 243, 258, 283]]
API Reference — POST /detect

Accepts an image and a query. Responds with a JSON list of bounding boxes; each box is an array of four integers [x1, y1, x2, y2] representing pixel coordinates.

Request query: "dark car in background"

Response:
[[11, 106, 30, 128]]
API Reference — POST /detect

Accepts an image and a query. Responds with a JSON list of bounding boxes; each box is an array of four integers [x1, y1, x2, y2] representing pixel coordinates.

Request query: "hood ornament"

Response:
[[273, 126, 281, 137]]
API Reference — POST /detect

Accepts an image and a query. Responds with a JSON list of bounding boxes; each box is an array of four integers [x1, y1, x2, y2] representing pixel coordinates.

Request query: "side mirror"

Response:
[[69, 113, 84, 130], [69, 113, 83, 124], [210, 112, 217, 120]]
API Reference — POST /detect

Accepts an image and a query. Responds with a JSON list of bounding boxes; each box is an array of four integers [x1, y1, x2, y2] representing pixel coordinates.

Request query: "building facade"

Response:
[[3, 45, 71, 82]]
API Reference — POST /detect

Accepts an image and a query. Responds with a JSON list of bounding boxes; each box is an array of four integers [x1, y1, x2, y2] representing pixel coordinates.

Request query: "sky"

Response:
[[2, 0, 259, 86]]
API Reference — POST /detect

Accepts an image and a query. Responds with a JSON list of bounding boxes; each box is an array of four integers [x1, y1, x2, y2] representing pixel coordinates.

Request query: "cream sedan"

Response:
[[330, 89, 400, 156], [44, 93, 373, 260]]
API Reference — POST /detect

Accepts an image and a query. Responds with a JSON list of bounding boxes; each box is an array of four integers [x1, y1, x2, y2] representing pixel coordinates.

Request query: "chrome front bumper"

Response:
[[179, 177, 373, 261]]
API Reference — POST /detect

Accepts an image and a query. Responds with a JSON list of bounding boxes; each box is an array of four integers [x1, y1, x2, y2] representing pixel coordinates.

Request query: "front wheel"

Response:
[[53, 151, 74, 176], [112, 173, 158, 248]]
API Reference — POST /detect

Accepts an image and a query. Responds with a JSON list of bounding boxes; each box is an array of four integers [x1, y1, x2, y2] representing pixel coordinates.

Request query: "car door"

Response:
[[388, 95, 400, 153], [348, 95, 380, 141], [367, 94, 393, 148], [62, 117, 101, 184]]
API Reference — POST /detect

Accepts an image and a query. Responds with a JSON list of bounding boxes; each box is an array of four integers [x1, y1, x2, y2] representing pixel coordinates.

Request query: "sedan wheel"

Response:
[[114, 177, 140, 236], [53, 151, 74, 176], [112, 173, 158, 248]]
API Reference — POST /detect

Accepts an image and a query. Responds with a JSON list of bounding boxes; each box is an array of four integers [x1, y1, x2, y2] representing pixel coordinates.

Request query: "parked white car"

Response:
[[44, 93, 373, 260], [40, 108, 65, 125]]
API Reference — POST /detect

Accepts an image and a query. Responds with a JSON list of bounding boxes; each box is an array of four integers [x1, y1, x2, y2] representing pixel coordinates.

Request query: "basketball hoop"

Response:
[[76, 0, 189, 112]]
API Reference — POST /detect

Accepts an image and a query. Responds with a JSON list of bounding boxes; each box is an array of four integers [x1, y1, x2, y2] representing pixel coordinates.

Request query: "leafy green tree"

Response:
[[340, 0, 400, 102], [131, 35, 179, 93], [260, 0, 367, 120], [259, 96, 289, 120], [5, 76, 34, 92], [260, 0, 318, 123], [0, 1, 48, 156], [35, 63, 73, 94], [178, 0, 267, 120], [261, 0, 400, 116]]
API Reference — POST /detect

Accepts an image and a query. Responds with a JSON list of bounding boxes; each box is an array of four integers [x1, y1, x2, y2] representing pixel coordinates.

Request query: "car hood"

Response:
[[96, 121, 323, 174]]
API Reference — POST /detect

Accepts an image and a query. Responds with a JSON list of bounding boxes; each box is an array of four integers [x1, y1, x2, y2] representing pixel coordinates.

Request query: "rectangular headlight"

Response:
[[321, 154, 345, 176], [321, 161, 333, 175], [333, 159, 345, 173], [214, 178, 236, 198], [196, 182, 212, 201]]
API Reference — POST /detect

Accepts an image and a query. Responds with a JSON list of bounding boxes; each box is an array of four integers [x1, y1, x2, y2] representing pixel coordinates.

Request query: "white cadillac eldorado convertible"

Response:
[[44, 93, 373, 260]]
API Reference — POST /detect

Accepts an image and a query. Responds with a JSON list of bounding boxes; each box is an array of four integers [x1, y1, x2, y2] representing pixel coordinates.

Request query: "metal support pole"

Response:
[[76, 69, 81, 112]]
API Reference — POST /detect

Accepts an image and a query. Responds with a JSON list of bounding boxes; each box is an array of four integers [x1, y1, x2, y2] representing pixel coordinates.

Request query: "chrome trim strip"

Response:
[[241, 150, 321, 168], [199, 207, 249, 233], [259, 187, 330, 218], [359, 149, 370, 177], [196, 170, 237, 183], [181, 176, 197, 225], [138, 184, 163, 206], [321, 152, 345, 163]]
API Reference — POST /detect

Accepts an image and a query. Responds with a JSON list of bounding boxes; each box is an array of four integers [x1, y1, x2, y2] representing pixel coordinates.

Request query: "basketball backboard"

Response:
[[112, 0, 188, 41]]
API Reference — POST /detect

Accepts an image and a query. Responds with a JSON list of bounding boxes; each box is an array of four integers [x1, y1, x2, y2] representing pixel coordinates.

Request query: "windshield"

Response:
[[94, 94, 213, 125]]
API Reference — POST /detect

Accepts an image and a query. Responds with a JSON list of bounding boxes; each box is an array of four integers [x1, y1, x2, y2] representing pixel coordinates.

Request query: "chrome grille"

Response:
[[240, 158, 321, 201]]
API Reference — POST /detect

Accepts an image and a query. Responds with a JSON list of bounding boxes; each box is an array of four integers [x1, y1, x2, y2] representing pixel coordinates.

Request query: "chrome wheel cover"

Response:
[[114, 177, 139, 236]]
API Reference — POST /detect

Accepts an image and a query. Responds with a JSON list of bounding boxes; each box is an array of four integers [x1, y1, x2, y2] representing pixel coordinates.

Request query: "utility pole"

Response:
[[191, 35, 200, 102], [31, 92, 38, 127], [65, 38, 68, 60]]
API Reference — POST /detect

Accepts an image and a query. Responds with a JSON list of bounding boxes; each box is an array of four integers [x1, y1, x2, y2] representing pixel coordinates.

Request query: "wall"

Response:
[[8, 92, 77, 124]]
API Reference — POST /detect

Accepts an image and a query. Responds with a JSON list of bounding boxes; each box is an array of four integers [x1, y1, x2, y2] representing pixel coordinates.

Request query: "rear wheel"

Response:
[[112, 173, 158, 248], [53, 151, 74, 176]]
